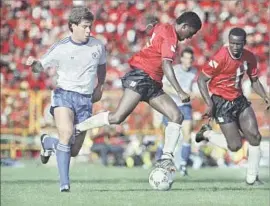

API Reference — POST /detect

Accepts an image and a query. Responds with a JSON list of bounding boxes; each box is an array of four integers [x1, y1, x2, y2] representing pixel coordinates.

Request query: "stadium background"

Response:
[[1, 0, 269, 168]]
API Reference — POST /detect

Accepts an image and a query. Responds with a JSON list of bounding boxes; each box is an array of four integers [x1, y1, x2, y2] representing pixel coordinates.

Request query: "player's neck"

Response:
[[70, 35, 89, 45], [227, 47, 243, 60], [181, 65, 191, 71]]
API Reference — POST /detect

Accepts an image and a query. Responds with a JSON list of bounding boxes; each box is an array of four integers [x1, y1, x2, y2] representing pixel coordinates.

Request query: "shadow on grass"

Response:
[[2, 178, 269, 191]]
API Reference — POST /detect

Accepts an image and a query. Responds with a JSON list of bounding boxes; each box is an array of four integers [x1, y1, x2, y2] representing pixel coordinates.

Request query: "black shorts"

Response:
[[121, 69, 164, 102], [211, 94, 251, 124]]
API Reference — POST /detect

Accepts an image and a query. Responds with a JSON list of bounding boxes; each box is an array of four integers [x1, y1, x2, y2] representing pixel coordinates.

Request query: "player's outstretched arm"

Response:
[[25, 56, 44, 73], [249, 76, 270, 110], [162, 60, 190, 103], [197, 72, 214, 117], [92, 63, 106, 103]]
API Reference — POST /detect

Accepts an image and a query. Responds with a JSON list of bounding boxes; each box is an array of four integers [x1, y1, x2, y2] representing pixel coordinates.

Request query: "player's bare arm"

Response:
[[92, 63, 106, 103], [197, 72, 214, 117], [162, 59, 190, 103], [249, 76, 270, 110], [26, 56, 44, 73]]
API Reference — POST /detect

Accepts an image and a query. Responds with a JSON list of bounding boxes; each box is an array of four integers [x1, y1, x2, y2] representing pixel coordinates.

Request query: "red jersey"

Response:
[[202, 46, 258, 101], [128, 23, 178, 82]]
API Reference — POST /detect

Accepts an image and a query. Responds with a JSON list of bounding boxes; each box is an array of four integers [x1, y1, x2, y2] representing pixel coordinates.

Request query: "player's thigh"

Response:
[[148, 93, 183, 124], [238, 106, 261, 146], [109, 88, 141, 123], [54, 107, 74, 142], [182, 120, 192, 142], [219, 122, 242, 152], [71, 131, 87, 157]]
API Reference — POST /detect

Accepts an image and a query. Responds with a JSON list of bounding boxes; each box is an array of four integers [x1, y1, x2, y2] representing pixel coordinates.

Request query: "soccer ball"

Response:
[[149, 168, 174, 191]]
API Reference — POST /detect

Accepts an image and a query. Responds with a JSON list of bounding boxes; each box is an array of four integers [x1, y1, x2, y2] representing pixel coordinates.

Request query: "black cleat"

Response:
[[40, 134, 53, 164], [195, 124, 212, 143], [60, 185, 70, 192], [155, 158, 177, 172]]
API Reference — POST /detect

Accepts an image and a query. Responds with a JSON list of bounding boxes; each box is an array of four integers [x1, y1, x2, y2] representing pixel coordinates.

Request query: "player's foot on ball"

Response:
[[40, 134, 53, 164], [179, 165, 188, 176], [155, 159, 177, 172], [246, 175, 264, 186], [195, 124, 212, 143], [60, 185, 70, 192]]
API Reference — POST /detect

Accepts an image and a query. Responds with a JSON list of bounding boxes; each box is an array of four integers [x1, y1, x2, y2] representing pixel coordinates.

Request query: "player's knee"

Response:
[[248, 133, 261, 146], [227, 142, 242, 152], [169, 112, 184, 124], [58, 128, 73, 142]]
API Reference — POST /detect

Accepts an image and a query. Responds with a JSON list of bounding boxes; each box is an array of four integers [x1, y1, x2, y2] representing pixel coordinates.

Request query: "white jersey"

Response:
[[40, 36, 106, 94], [163, 64, 197, 106]]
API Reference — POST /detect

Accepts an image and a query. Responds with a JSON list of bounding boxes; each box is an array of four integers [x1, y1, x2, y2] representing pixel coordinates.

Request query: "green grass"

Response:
[[1, 161, 269, 206]]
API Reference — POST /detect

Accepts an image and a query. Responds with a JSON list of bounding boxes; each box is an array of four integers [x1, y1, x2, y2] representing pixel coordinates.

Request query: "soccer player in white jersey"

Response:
[[26, 7, 106, 192], [162, 48, 197, 176]]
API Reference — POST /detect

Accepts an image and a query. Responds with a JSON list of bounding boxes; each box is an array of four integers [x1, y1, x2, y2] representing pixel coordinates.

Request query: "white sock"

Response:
[[75, 111, 110, 131], [246, 144, 260, 183], [204, 130, 228, 150], [173, 140, 183, 170], [162, 122, 183, 159]]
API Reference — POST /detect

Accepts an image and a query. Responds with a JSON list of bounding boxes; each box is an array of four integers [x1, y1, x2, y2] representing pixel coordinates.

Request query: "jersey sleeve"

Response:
[[40, 43, 59, 70], [99, 44, 106, 65], [246, 53, 258, 78], [202, 47, 225, 78], [161, 37, 177, 61]]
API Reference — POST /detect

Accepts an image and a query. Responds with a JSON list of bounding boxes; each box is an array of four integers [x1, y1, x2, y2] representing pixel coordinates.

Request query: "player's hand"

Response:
[[92, 84, 103, 103], [203, 104, 215, 118], [178, 92, 190, 103], [26, 56, 36, 66]]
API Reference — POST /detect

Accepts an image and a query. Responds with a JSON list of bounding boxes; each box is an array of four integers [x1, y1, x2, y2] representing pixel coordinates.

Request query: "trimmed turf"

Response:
[[1, 161, 269, 206]]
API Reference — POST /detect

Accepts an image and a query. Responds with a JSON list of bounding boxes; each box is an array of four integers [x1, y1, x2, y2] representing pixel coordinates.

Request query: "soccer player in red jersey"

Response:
[[196, 27, 270, 185], [76, 12, 202, 171]]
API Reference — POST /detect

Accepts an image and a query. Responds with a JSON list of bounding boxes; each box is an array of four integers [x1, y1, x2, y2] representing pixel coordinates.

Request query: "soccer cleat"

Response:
[[60, 185, 70, 192], [155, 159, 177, 172], [246, 175, 264, 186], [40, 134, 53, 164], [179, 165, 188, 176], [195, 124, 212, 143]]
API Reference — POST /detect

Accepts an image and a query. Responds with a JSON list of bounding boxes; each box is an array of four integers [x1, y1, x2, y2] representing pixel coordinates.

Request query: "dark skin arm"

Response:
[[25, 56, 44, 73], [92, 63, 106, 103], [249, 76, 270, 110], [162, 59, 190, 102], [197, 72, 214, 117]]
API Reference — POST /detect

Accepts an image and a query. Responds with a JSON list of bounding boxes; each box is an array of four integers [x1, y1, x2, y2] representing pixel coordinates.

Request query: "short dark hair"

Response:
[[229, 27, 247, 39], [181, 47, 194, 57], [176, 11, 202, 31], [68, 7, 94, 32]]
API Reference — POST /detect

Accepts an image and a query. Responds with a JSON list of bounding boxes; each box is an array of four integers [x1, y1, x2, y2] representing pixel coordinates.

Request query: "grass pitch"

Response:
[[1, 160, 269, 206]]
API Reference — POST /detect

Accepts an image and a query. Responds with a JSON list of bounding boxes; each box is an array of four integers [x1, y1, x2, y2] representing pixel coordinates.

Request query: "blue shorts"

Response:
[[163, 104, 192, 125], [50, 88, 92, 124]]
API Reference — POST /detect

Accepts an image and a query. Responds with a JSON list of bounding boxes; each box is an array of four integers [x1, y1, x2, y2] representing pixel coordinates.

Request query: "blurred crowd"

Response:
[[1, 1, 269, 168], [1, 0, 269, 91]]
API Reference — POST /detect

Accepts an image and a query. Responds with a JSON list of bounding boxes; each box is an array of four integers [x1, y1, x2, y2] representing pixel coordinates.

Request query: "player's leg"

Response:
[[40, 134, 59, 164], [196, 95, 242, 150], [173, 105, 192, 174], [70, 131, 87, 157], [218, 122, 243, 151], [149, 93, 184, 171], [238, 106, 262, 184], [179, 105, 192, 175], [178, 119, 192, 175], [54, 107, 74, 192], [76, 89, 141, 131]]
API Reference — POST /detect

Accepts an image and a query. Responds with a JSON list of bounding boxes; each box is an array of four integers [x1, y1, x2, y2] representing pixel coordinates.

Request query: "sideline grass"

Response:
[[1, 161, 269, 206]]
